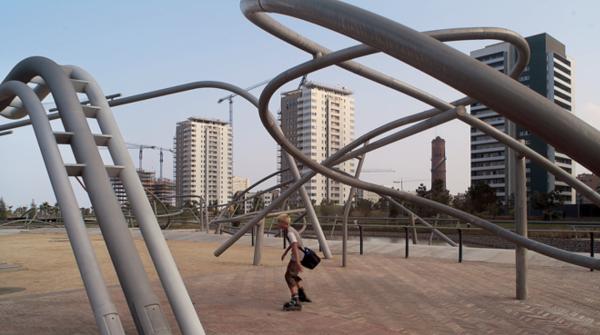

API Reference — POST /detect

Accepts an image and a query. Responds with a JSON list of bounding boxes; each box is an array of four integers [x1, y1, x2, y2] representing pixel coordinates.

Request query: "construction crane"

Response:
[[362, 169, 395, 173], [157, 147, 175, 179], [217, 79, 271, 127], [216, 75, 310, 128], [125, 142, 156, 171], [124, 143, 174, 179], [393, 178, 429, 191]]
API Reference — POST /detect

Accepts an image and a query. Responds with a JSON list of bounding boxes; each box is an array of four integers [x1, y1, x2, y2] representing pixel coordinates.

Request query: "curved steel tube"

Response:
[[66, 65, 203, 335], [243, 0, 600, 176], [0, 80, 125, 335], [245, 0, 600, 270], [86, 80, 331, 257], [212, 168, 289, 223], [1, 57, 171, 334]]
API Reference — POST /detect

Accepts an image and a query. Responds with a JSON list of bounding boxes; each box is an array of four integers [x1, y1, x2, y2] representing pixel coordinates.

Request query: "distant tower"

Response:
[[279, 81, 355, 205], [431, 136, 446, 189], [174, 117, 232, 207]]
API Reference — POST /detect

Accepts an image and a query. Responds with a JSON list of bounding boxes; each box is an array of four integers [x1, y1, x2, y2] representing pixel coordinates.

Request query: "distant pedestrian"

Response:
[[277, 213, 311, 311]]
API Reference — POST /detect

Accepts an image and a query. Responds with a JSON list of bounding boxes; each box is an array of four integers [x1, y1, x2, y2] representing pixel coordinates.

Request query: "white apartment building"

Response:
[[470, 33, 574, 205], [279, 82, 355, 205], [243, 192, 255, 213], [232, 176, 250, 195], [242, 190, 275, 214], [174, 117, 232, 207], [357, 189, 381, 204], [260, 191, 273, 208]]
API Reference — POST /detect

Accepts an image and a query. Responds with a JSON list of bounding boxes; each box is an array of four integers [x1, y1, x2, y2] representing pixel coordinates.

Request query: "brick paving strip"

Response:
[[0, 229, 598, 334]]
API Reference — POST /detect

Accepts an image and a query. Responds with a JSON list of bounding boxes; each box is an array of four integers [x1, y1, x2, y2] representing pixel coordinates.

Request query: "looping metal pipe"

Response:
[[242, 0, 600, 270]]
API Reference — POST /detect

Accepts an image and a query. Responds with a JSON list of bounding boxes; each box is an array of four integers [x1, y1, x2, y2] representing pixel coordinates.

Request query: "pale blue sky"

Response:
[[1, 1, 600, 207]]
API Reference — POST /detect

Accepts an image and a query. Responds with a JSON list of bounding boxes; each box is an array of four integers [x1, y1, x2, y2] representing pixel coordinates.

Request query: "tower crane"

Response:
[[124, 143, 174, 179], [362, 169, 395, 173], [125, 142, 156, 171], [217, 79, 271, 127], [393, 178, 430, 191], [216, 75, 310, 127], [156, 146, 175, 180]]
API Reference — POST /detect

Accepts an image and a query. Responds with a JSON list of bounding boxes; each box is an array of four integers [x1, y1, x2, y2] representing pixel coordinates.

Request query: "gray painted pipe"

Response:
[[261, 81, 600, 269], [283, 151, 332, 258], [342, 145, 366, 267], [241, 3, 529, 111], [253, 219, 265, 265], [247, 1, 600, 269], [214, 107, 457, 257], [384, 196, 457, 247], [41, 78, 328, 260], [66, 66, 204, 335], [213, 168, 288, 222], [0, 57, 171, 334], [244, 0, 600, 177], [0, 80, 125, 335], [515, 143, 528, 300]]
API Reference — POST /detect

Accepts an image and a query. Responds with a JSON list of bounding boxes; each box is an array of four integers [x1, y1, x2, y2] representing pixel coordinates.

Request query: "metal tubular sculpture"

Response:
[[239, 0, 600, 270], [383, 196, 457, 247], [212, 168, 289, 224], [0, 57, 188, 335], [0, 79, 125, 335], [65, 65, 203, 335], [341, 143, 366, 267], [3, 1, 600, 332]]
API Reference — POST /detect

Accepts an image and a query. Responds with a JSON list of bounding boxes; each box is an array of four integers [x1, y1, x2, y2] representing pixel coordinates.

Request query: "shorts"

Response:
[[285, 261, 302, 287]]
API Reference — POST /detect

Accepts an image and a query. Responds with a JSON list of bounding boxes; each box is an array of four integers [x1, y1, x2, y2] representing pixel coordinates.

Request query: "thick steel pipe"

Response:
[[44, 77, 326, 259], [242, 3, 529, 111], [214, 107, 454, 257], [213, 169, 289, 221], [253, 219, 265, 265], [242, 0, 600, 176], [515, 143, 528, 300], [384, 196, 456, 247], [283, 151, 332, 258], [242, 0, 600, 270], [67, 66, 204, 335], [342, 145, 367, 267], [1, 57, 170, 334], [257, 51, 600, 270], [0, 80, 125, 335]]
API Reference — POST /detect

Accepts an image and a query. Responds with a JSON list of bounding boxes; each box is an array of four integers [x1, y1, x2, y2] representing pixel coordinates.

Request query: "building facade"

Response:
[[356, 189, 381, 204], [469, 33, 575, 206], [151, 178, 175, 207], [576, 173, 600, 204], [232, 176, 250, 195], [278, 82, 355, 205], [110, 170, 175, 207], [174, 117, 232, 207]]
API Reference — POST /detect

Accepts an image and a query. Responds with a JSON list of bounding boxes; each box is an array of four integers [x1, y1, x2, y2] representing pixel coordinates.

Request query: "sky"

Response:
[[1, 0, 600, 208]]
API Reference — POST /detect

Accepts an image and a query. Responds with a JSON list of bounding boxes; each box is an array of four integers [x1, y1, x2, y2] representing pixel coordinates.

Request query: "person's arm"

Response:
[[281, 245, 291, 261], [291, 242, 303, 272]]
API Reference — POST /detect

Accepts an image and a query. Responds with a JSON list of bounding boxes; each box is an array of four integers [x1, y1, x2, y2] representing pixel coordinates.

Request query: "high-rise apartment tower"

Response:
[[279, 82, 355, 205], [470, 33, 574, 205], [174, 117, 232, 207]]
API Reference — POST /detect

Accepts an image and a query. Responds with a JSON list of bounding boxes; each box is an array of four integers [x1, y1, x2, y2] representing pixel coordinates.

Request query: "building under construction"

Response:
[[111, 170, 175, 208]]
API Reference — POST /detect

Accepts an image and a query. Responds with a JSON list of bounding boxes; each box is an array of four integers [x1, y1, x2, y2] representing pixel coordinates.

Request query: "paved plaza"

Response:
[[0, 229, 598, 334]]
